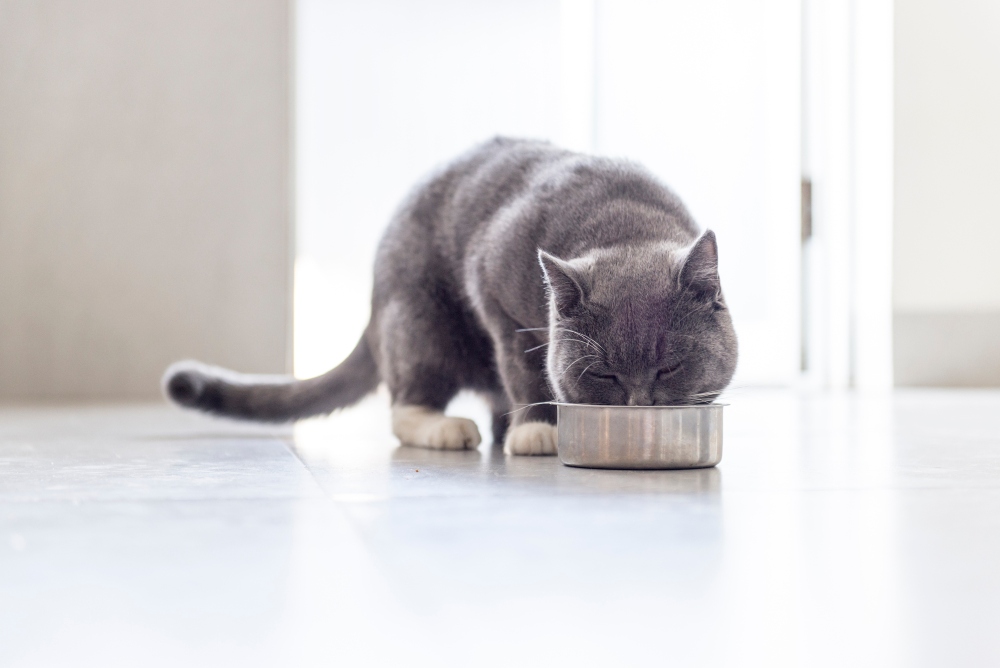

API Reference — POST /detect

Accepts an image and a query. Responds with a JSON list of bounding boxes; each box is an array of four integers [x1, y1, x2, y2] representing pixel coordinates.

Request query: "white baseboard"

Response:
[[894, 312, 1000, 387]]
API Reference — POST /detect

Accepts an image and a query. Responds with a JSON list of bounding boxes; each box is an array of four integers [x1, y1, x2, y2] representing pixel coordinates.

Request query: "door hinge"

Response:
[[801, 177, 813, 242]]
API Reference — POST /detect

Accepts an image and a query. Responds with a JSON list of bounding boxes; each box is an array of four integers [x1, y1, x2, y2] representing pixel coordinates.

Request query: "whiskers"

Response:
[[556, 326, 605, 354], [514, 325, 607, 364], [576, 361, 600, 383], [677, 384, 752, 405], [561, 353, 600, 379], [502, 400, 554, 418], [521, 338, 603, 355], [517, 326, 609, 386], [682, 391, 722, 405]]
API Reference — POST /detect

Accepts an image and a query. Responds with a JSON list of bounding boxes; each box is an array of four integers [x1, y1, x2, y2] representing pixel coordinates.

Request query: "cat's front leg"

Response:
[[378, 297, 483, 451], [493, 327, 559, 456]]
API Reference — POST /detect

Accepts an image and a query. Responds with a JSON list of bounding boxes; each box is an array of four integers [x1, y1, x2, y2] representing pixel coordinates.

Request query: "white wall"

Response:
[[895, 0, 1000, 313], [0, 0, 293, 400], [894, 0, 1000, 385]]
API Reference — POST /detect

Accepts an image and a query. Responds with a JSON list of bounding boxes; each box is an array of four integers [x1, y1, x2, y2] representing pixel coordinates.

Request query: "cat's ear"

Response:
[[679, 230, 724, 308], [538, 250, 589, 314]]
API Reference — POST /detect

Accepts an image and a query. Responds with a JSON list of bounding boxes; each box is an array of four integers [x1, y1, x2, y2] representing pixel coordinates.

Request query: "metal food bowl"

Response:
[[556, 403, 725, 470]]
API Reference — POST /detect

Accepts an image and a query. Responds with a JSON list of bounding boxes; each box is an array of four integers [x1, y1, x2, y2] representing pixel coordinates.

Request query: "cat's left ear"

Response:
[[538, 250, 590, 315], [679, 230, 725, 309]]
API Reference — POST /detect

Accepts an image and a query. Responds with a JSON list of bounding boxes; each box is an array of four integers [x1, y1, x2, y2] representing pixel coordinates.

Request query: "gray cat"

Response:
[[164, 138, 737, 455]]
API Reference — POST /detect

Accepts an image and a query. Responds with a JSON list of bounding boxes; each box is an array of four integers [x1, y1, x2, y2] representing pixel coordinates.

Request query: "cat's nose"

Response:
[[626, 390, 653, 406]]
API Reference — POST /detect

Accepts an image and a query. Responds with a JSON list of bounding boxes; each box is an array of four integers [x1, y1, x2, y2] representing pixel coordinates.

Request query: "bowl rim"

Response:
[[553, 402, 728, 409]]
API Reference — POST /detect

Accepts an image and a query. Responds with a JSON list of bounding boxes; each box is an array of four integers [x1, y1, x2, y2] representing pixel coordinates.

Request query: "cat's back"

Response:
[[379, 137, 552, 241], [376, 137, 696, 288], [376, 138, 566, 268], [458, 138, 698, 255], [396, 135, 687, 235]]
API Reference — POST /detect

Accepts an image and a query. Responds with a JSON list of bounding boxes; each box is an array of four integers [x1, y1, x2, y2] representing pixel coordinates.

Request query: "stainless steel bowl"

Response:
[[556, 403, 725, 470]]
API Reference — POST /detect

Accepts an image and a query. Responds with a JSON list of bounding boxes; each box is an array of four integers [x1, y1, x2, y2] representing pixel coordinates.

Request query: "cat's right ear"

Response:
[[679, 230, 724, 308], [538, 250, 588, 314]]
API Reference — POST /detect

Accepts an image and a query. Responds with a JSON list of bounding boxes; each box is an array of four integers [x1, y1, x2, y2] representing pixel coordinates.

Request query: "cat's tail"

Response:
[[161, 335, 379, 423]]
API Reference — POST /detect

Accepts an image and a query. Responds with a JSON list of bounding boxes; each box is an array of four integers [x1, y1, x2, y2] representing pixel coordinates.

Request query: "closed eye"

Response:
[[591, 373, 619, 383], [657, 363, 682, 379]]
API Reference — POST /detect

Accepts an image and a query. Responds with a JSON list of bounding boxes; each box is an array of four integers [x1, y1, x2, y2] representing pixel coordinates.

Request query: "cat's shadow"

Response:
[[389, 441, 721, 497]]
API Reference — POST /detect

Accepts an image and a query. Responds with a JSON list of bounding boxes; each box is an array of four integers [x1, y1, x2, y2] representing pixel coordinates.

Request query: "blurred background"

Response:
[[1, 0, 997, 402]]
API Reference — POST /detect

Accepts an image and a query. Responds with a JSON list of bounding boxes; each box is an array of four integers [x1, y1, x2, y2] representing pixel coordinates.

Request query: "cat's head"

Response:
[[539, 231, 737, 406]]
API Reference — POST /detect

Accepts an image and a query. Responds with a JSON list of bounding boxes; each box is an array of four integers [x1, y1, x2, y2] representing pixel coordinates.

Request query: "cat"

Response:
[[163, 137, 737, 455]]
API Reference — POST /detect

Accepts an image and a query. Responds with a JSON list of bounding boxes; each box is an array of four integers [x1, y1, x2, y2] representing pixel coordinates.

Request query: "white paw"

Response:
[[392, 406, 482, 450], [421, 416, 481, 450], [503, 422, 558, 456]]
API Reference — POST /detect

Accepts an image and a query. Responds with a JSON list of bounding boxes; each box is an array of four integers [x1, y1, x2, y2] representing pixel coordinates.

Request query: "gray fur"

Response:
[[163, 138, 737, 441]]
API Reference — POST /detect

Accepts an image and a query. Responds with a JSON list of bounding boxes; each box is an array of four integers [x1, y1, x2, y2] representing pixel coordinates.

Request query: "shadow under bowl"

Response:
[[555, 403, 725, 470]]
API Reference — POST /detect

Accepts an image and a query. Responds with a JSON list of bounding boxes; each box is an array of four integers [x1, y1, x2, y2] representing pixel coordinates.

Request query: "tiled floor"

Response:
[[2, 389, 999, 667]]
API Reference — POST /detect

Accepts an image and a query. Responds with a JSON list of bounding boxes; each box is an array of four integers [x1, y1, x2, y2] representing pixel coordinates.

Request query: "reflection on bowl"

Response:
[[556, 403, 724, 470]]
